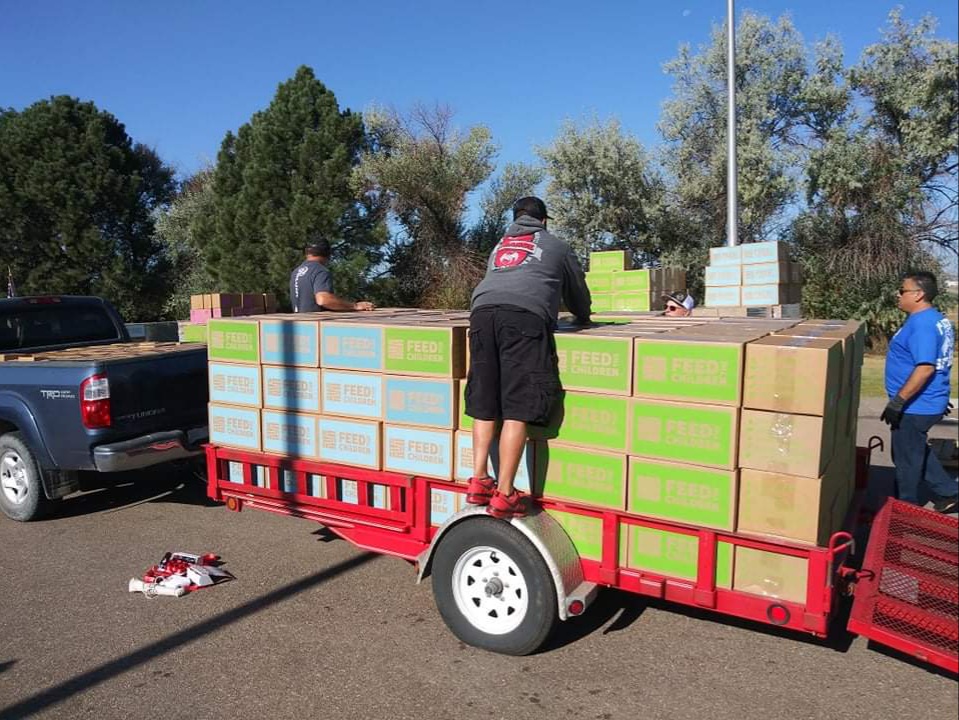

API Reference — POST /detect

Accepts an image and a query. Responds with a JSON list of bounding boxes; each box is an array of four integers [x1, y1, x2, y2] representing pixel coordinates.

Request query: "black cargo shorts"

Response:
[[464, 304, 560, 425]]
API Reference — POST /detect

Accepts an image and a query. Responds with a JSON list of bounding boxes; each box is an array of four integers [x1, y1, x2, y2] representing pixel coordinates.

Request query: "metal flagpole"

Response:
[[726, 0, 739, 248]]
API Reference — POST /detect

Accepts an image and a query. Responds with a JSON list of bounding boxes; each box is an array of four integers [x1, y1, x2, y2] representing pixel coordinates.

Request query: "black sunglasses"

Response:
[[897, 287, 922, 296]]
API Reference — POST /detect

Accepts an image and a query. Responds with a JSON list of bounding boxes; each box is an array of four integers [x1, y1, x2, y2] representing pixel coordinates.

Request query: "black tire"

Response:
[[431, 517, 557, 656], [0, 432, 46, 522]]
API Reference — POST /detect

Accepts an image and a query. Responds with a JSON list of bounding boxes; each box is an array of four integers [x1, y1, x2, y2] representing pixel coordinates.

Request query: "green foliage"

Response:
[[0, 96, 175, 320], [201, 66, 385, 308]]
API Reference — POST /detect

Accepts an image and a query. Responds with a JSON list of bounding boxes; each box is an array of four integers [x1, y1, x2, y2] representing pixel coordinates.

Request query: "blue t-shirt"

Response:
[[885, 307, 954, 415]]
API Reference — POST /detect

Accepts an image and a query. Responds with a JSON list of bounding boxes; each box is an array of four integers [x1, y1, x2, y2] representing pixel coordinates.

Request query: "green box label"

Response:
[[207, 320, 259, 363], [590, 250, 628, 272], [630, 400, 738, 469], [529, 392, 629, 453], [546, 509, 603, 561], [534, 445, 626, 509], [457, 381, 472, 430], [634, 340, 743, 405], [586, 272, 615, 294], [612, 293, 650, 311], [384, 327, 462, 376], [555, 335, 632, 394], [179, 323, 208, 343], [611, 270, 650, 292], [628, 458, 736, 530], [624, 526, 733, 586], [590, 294, 614, 313]]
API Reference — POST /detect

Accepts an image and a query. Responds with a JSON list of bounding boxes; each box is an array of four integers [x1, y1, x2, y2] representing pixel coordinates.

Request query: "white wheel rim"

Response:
[[1, 451, 29, 505], [451, 545, 529, 636]]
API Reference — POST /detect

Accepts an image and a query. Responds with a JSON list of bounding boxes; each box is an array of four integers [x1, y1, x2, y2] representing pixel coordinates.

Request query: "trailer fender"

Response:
[[417, 506, 595, 621]]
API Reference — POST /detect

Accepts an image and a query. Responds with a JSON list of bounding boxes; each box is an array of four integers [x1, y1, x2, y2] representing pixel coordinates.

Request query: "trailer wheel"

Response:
[[431, 517, 557, 656], [0, 432, 45, 522]]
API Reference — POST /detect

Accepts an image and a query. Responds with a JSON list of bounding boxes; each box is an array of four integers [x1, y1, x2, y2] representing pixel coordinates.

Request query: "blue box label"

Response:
[[261, 411, 318, 458], [209, 363, 261, 407], [318, 417, 381, 469], [321, 324, 383, 370], [322, 370, 383, 419], [384, 425, 453, 479], [430, 488, 460, 526], [384, 376, 455, 428], [210, 404, 260, 451], [454, 431, 533, 492], [262, 366, 321, 413], [260, 320, 320, 367]]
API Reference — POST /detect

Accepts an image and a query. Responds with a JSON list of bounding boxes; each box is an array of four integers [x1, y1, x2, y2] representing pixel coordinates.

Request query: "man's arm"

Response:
[[562, 248, 592, 323], [893, 364, 936, 402], [314, 292, 373, 312]]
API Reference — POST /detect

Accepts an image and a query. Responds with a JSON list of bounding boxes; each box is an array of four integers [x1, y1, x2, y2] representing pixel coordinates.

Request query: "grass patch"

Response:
[[862, 352, 958, 398]]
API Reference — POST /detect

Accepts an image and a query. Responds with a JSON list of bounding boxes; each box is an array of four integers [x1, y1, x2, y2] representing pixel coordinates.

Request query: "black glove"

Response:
[[881, 395, 906, 430], [946, 402, 954, 417]]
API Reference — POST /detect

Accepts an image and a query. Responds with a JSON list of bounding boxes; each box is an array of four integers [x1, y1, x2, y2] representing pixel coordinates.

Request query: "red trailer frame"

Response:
[[204, 442, 958, 671]]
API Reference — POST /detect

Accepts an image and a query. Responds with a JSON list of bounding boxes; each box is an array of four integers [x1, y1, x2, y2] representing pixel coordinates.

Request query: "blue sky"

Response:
[[2, 0, 957, 181]]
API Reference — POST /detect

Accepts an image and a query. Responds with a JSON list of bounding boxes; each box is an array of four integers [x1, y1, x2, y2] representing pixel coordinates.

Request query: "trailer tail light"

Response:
[[80, 374, 111, 429], [567, 599, 585, 616]]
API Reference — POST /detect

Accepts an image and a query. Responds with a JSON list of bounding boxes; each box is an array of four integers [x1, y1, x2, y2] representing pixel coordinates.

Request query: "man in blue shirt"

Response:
[[882, 271, 956, 513], [289, 238, 374, 313]]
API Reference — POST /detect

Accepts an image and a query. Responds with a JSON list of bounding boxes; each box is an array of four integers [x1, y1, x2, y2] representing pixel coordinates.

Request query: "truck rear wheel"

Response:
[[431, 517, 557, 656], [0, 432, 45, 522]]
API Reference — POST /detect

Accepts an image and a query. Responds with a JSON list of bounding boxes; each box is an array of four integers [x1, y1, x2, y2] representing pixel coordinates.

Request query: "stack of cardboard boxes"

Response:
[[179, 293, 279, 343], [704, 241, 803, 309], [585, 251, 686, 313], [205, 307, 864, 606]]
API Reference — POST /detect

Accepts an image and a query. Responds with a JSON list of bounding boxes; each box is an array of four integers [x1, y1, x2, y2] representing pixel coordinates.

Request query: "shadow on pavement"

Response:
[[0, 661, 16, 676], [0, 552, 377, 720]]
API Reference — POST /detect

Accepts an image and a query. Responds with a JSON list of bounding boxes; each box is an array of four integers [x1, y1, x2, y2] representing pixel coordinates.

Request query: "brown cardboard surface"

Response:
[[733, 547, 808, 604], [743, 335, 843, 416], [775, 322, 863, 399], [739, 409, 836, 478], [737, 460, 845, 546]]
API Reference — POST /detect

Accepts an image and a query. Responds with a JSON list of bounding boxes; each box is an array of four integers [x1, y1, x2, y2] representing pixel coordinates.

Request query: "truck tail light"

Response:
[[80, 374, 111, 429]]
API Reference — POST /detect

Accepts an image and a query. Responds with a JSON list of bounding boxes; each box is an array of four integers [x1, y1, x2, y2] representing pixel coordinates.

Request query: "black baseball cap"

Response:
[[662, 290, 695, 311], [512, 196, 552, 221], [305, 237, 332, 257]]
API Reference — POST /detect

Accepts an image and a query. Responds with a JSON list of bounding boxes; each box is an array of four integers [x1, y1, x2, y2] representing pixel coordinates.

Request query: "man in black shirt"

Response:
[[289, 238, 374, 313]]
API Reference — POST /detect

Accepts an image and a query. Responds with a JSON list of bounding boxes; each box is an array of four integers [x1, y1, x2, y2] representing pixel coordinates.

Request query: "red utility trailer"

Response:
[[205, 439, 957, 671]]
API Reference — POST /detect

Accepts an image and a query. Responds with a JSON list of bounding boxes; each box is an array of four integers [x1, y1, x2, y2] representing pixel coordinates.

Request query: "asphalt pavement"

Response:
[[1, 402, 956, 720]]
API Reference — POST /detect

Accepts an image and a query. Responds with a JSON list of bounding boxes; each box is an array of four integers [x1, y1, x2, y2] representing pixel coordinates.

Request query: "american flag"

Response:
[[6, 267, 16, 298]]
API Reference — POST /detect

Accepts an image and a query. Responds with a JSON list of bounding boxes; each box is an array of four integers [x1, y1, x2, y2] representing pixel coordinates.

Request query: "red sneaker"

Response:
[[488, 490, 527, 520], [465, 476, 496, 506]]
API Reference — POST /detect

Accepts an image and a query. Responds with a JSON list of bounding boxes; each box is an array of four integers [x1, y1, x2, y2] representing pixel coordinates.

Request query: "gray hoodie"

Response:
[[471, 216, 591, 326]]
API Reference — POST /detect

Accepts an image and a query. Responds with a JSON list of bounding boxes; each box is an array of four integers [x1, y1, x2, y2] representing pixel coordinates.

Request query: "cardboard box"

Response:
[[555, 333, 633, 395], [733, 547, 808, 604], [705, 265, 741, 287], [630, 399, 740, 470], [532, 444, 627, 510], [454, 431, 534, 492], [743, 335, 843, 416], [190, 295, 205, 311], [740, 241, 789, 265], [306, 473, 329, 498], [457, 381, 473, 431], [317, 417, 382, 469], [383, 326, 466, 378], [209, 403, 261, 452], [705, 286, 741, 307], [709, 246, 742, 267], [545, 509, 604, 561], [742, 262, 790, 286], [321, 322, 384, 371], [431, 487, 462, 526], [738, 409, 835, 478], [178, 322, 208, 343], [591, 294, 614, 313], [321, 370, 383, 420], [263, 293, 278, 314], [383, 425, 453, 479], [262, 366, 322, 413], [611, 293, 651, 312], [259, 318, 321, 367], [627, 457, 738, 531], [633, 335, 748, 406], [528, 391, 630, 453], [209, 362, 262, 407], [737, 461, 845, 546], [622, 526, 734, 587], [611, 270, 651, 293], [208, 319, 261, 363], [775, 323, 862, 399], [384, 376, 457, 429], [741, 284, 790, 306], [261, 410, 320, 459], [590, 250, 629, 272], [190, 308, 213, 324], [586, 272, 615, 294]]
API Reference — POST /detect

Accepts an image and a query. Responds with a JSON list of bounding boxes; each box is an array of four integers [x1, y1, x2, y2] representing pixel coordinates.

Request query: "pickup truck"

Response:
[[0, 296, 209, 521]]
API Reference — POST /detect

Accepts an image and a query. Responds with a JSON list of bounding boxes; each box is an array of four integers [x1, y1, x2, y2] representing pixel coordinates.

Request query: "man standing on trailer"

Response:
[[881, 271, 957, 513], [464, 196, 591, 519], [290, 237, 375, 312]]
